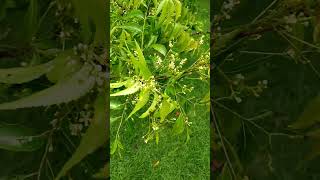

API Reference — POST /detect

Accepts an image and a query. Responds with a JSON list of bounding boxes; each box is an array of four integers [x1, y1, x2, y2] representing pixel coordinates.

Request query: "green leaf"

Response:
[[70, 0, 107, 45], [0, 64, 95, 109], [151, 44, 167, 56], [24, 0, 39, 41], [110, 82, 141, 96], [55, 92, 107, 180], [159, 97, 177, 123], [110, 139, 118, 155], [289, 95, 320, 129], [110, 79, 135, 89], [313, 16, 320, 43], [127, 86, 151, 119], [125, 10, 144, 19], [170, 23, 184, 38], [156, 0, 167, 15], [173, 0, 181, 20], [46, 50, 82, 83], [173, 113, 185, 135], [140, 92, 159, 118], [0, 61, 53, 84], [155, 131, 159, 145], [110, 99, 123, 110], [118, 24, 143, 34], [0, 125, 44, 152], [135, 41, 152, 79]]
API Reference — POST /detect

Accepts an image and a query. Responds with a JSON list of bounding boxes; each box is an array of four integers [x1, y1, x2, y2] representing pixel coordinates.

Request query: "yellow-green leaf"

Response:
[[110, 82, 141, 96], [0, 61, 53, 84], [159, 97, 177, 123], [140, 92, 159, 118], [127, 86, 151, 119], [55, 92, 107, 180], [0, 64, 95, 109], [151, 44, 167, 56], [46, 50, 82, 83], [135, 41, 152, 79]]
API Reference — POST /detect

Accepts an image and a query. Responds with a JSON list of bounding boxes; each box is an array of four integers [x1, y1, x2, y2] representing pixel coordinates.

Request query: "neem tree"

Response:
[[110, 0, 210, 154]]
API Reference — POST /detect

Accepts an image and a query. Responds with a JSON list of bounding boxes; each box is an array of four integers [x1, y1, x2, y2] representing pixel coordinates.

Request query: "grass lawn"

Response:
[[110, 81, 210, 179]]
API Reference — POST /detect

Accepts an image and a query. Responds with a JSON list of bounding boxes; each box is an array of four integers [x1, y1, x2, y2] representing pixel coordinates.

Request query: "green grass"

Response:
[[111, 107, 210, 179], [111, 81, 210, 179]]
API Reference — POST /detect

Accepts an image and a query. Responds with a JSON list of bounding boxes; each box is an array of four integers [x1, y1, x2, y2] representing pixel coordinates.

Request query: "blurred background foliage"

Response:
[[0, 0, 107, 179], [212, 0, 320, 179]]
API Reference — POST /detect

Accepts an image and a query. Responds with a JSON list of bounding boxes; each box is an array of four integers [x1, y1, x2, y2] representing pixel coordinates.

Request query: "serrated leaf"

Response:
[[140, 92, 159, 118], [55, 93, 107, 180], [135, 41, 152, 79], [0, 125, 44, 152], [0, 64, 95, 109], [173, 0, 181, 20], [46, 50, 82, 83], [156, 0, 167, 15], [173, 113, 185, 135], [151, 44, 167, 56], [169, 23, 184, 40], [0, 61, 53, 84], [127, 86, 151, 119], [289, 95, 320, 129], [110, 82, 141, 96]]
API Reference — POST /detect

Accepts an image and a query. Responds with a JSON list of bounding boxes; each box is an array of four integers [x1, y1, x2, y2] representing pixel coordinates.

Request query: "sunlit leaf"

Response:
[[110, 82, 141, 96], [151, 44, 167, 56], [127, 86, 151, 119], [159, 97, 177, 123], [140, 92, 159, 118]]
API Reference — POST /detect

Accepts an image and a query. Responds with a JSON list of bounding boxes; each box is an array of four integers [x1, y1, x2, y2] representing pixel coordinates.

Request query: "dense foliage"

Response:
[[0, 0, 108, 179], [212, 0, 320, 179], [110, 0, 210, 154]]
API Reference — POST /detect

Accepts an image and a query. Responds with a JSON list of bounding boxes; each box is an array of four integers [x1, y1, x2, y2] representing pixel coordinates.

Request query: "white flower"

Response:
[[169, 41, 173, 48], [284, 14, 297, 24], [169, 61, 175, 70], [180, 58, 187, 65], [69, 123, 83, 136]]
